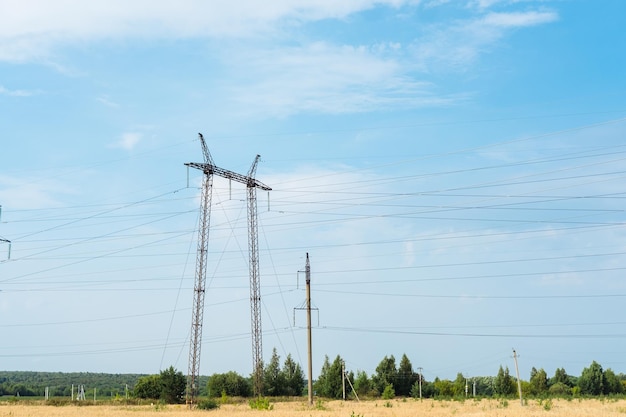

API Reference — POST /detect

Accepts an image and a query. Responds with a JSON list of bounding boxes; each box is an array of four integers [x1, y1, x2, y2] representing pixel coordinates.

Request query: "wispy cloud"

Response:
[[96, 95, 119, 108], [0, 0, 414, 62], [0, 85, 39, 97], [111, 132, 142, 151], [221, 42, 465, 118], [469, 0, 507, 9], [411, 8, 558, 71], [482, 10, 559, 27], [0, 175, 71, 210]]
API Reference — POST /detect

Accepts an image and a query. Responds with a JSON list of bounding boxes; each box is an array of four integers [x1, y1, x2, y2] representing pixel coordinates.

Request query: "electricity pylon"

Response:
[[184, 134, 271, 406]]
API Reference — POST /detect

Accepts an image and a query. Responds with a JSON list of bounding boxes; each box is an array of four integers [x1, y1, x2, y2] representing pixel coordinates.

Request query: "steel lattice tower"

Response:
[[246, 155, 264, 397], [185, 134, 271, 406]]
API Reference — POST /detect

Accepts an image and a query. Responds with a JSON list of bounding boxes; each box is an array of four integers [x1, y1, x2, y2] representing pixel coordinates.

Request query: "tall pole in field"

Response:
[[513, 349, 523, 406], [417, 367, 423, 399], [342, 361, 346, 401], [305, 253, 313, 405]]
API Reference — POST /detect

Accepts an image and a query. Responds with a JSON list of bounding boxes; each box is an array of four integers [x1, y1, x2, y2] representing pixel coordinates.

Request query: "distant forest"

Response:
[[0, 371, 209, 398]]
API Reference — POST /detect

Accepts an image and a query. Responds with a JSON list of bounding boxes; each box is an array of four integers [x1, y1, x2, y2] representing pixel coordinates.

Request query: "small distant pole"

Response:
[[417, 367, 423, 399], [512, 349, 523, 406], [342, 361, 346, 401], [71, 384, 74, 401], [77, 385, 86, 401]]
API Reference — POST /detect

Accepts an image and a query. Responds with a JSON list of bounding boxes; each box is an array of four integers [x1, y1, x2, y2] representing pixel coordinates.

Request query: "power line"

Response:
[[319, 326, 626, 339]]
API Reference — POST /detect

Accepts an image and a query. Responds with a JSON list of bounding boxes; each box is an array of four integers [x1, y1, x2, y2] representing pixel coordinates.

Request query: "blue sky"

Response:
[[1, 0, 626, 384]]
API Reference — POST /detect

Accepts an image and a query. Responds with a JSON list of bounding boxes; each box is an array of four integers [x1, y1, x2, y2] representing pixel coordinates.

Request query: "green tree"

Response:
[[281, 354, 305, 396], [550, 368, 570, 387], [160, 366, 186, 404], [354, 370, 373, 397], [396, 354, 417, 397], [433, 377, 454, 397], [529, 367, 548, 396], [314, 355, 344, 398], [134, 374, 162, 399], [452, 373, 467, 397], [603, 368, 623, 395], [372, 355, 397, 395], [493, 366, 514, 396], [263, 348, 286, 396], [411, 377, 436, 398], [207, 371, 252, 398], [578, 361, 604, 396]]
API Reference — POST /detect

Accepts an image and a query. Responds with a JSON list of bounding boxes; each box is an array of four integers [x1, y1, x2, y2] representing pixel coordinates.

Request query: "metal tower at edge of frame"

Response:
[[184, 133, 271, 406]]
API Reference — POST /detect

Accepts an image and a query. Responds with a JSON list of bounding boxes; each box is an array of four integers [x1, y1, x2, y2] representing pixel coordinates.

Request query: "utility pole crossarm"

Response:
[[185, 162, 272, 191]]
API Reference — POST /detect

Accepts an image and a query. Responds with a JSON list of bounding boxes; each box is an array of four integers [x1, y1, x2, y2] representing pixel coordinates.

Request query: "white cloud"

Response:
[[221, 42, 464, 117], [424, 0, 451, 8], [0, 175, 72, 210], [482, 10, 559, 27], [469, 0, 506, 9], [96, 96, 119, 108], [411, 9, 558, 71], [112, 132, 142, 151], [0, 0, 414, 61], [0, 85, 38, 97]]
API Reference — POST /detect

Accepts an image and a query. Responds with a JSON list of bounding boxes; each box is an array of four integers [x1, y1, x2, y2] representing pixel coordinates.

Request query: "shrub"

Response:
[[382, 384, 395, 400], [548, 382, 571, 397], [249, 396, 273, 410], [197, 398, 219, 410]]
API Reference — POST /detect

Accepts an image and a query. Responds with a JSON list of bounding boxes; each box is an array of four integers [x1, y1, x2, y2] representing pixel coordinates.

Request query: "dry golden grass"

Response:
[[2, 398, 626, 417]]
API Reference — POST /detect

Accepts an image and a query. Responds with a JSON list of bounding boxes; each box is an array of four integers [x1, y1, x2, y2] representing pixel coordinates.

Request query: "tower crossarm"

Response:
[[185, 162, 272, 191], [247, 154, 260, 181], [198, 133, 214, 166]]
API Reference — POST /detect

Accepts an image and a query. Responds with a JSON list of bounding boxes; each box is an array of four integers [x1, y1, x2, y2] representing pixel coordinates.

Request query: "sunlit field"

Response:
[[3, 398, 626, 417]]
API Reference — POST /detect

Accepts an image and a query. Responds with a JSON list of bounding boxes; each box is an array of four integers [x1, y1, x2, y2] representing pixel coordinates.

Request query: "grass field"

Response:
[[2, 398, 626, 417]]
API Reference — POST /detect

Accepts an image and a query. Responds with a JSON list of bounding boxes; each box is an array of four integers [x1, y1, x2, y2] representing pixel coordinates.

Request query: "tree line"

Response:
[[204, 351, 626, 400], [2, 351, 626, 403], [0, 371, 144, 398]]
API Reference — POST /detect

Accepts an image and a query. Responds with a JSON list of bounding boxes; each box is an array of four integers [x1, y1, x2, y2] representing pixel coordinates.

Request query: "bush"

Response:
[[197, 398, 219, 410], [548, 382, 571, 397], [382, 384, 395, 400], [249, 396, 273, 410], [46, 398, 72, 406]]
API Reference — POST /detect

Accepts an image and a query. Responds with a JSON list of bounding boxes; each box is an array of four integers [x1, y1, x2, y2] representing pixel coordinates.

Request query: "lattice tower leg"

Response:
[[247, 185, 263, 396], [186, 173, 213, 407]]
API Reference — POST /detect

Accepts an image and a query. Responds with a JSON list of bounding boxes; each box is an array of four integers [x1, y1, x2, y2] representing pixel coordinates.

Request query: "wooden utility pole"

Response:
[[512, 349, 523, 406], [342, 361, 346, 400], [417, 367, 423, 399], [305, 253, 313, 405]]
